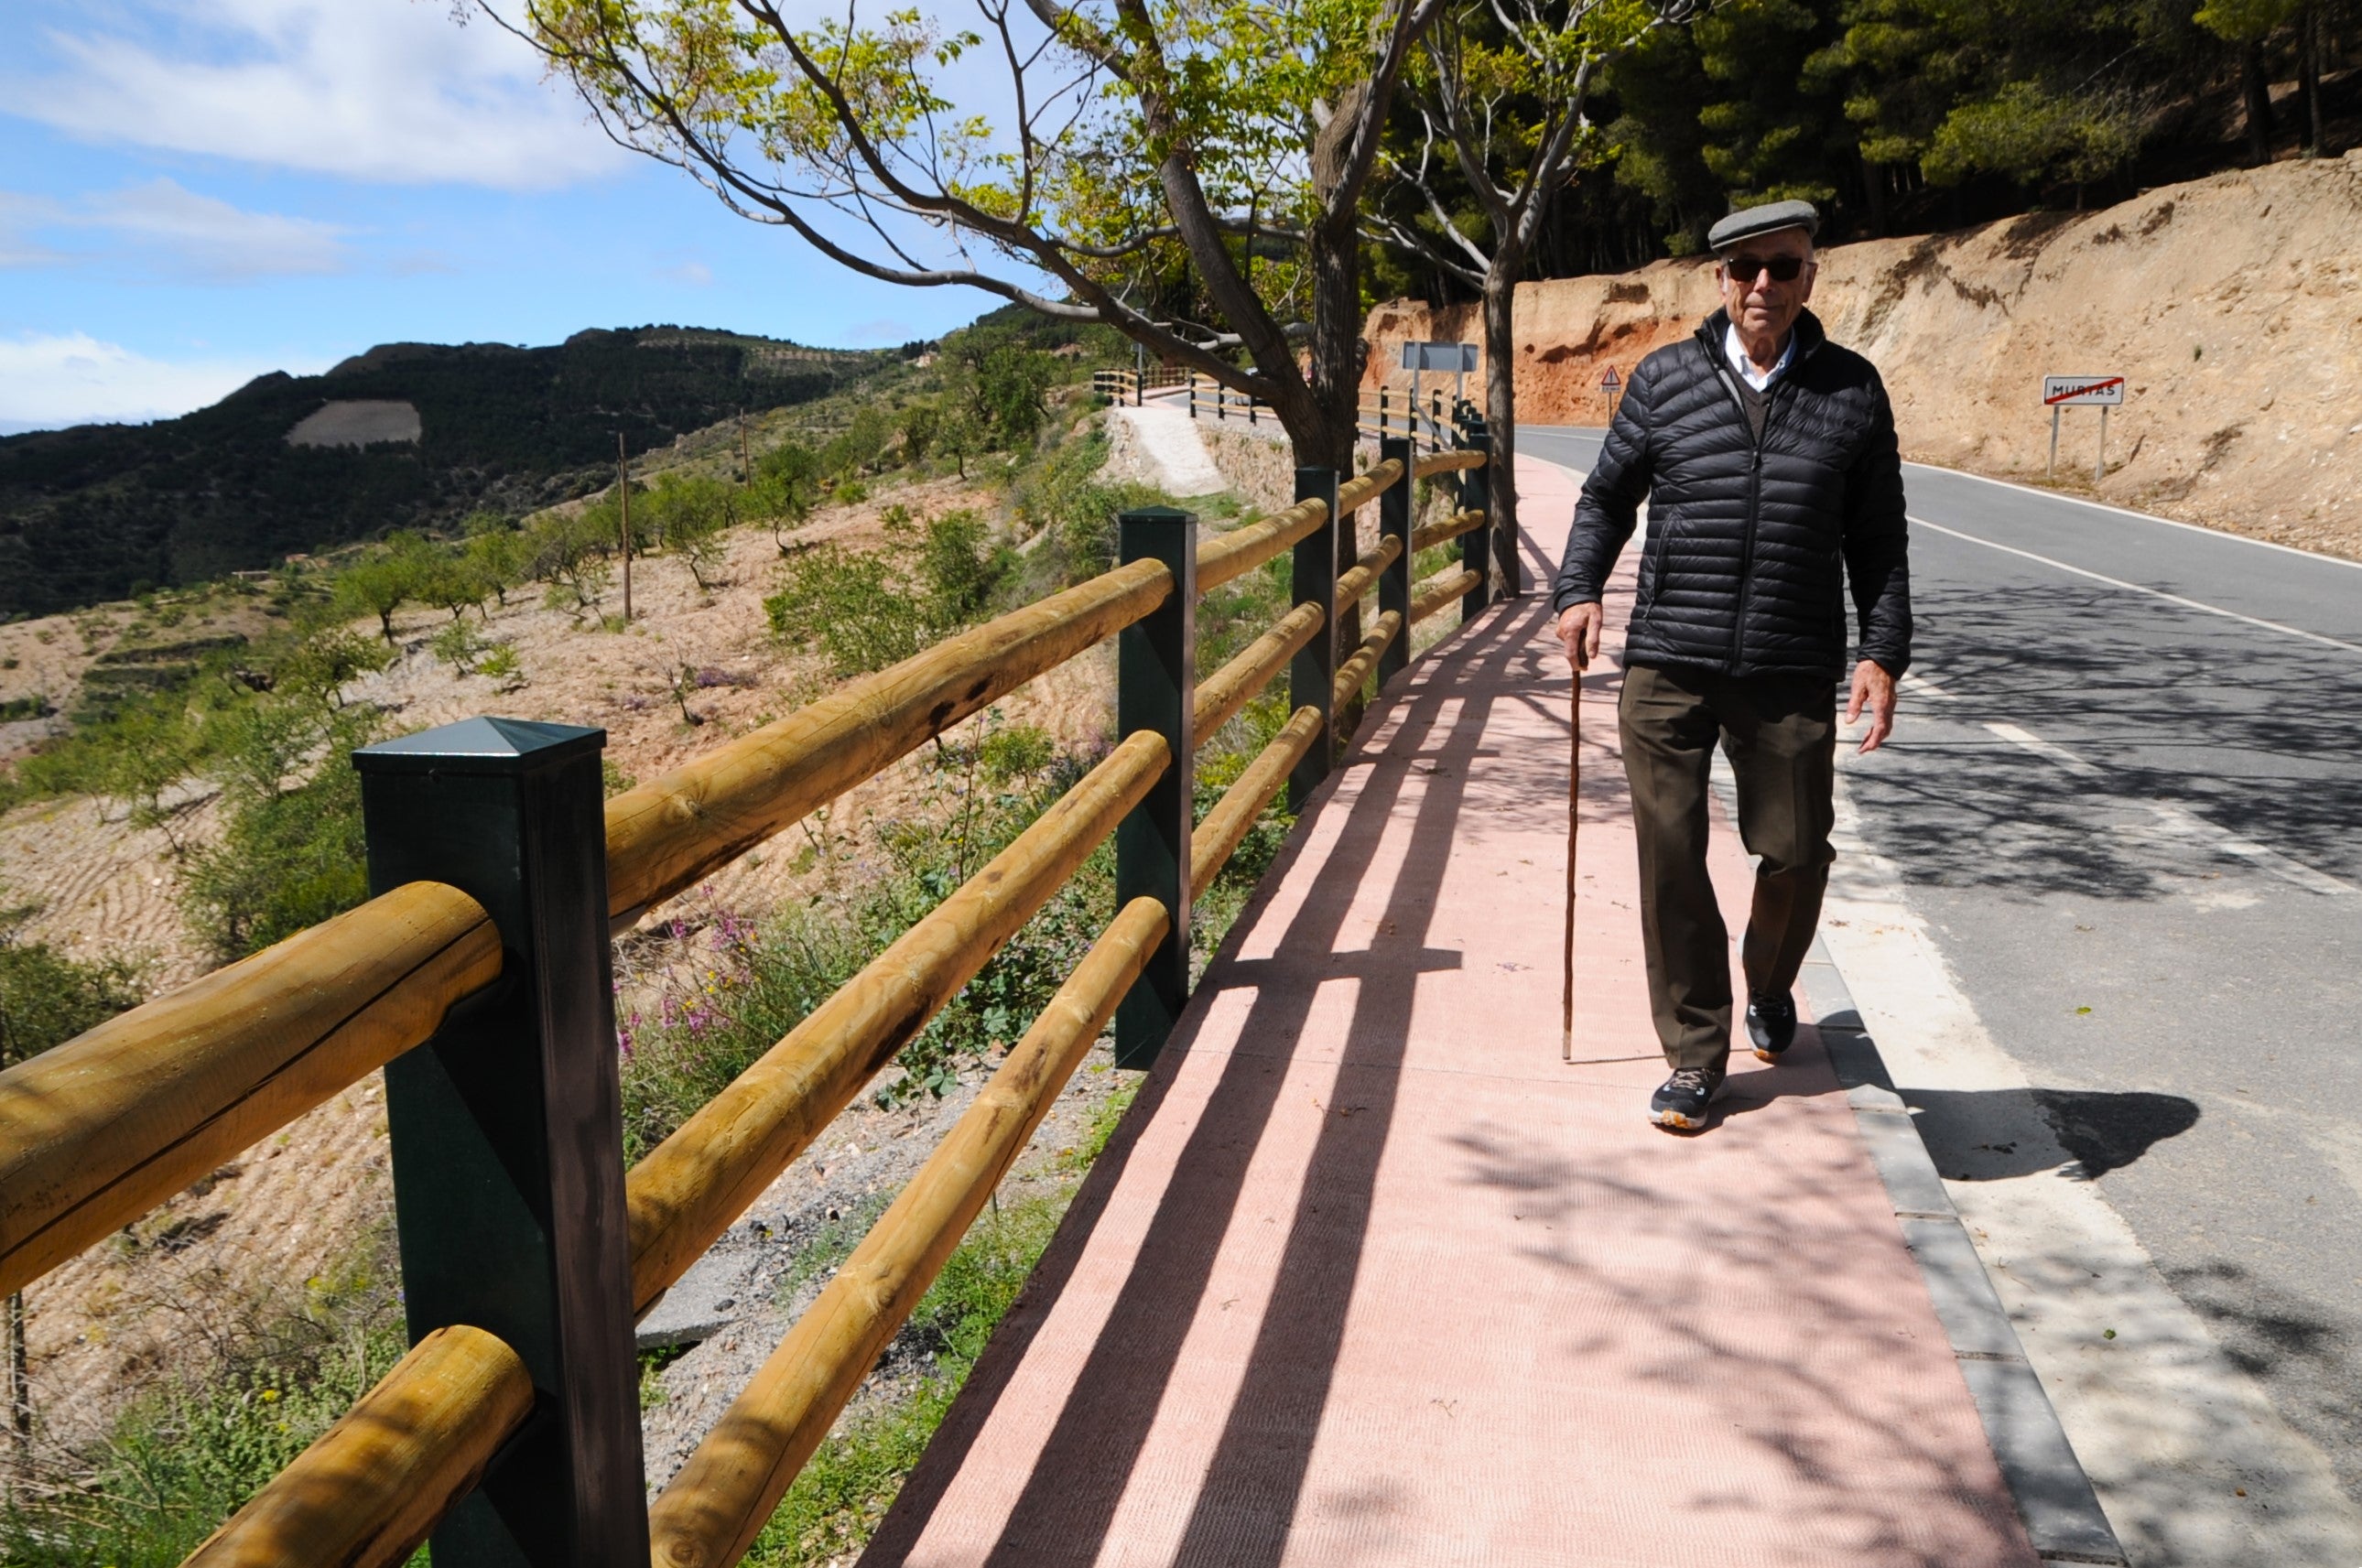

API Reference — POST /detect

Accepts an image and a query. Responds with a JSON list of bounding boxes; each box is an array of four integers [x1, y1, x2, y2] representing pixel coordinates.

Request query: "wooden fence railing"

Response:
[[1092, 365, 1190, 406], [0, 432, 1499, 1568]]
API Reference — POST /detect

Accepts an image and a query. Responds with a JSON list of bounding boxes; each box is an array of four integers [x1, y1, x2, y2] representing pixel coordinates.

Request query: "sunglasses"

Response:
[[1722, 254, 1812, 283]]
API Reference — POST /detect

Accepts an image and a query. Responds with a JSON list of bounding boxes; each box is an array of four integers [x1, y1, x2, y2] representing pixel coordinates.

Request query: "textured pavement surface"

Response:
[[860, 461, 2037, 1568]]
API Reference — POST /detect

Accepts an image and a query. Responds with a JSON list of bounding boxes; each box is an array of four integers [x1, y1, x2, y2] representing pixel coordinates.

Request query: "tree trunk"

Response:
[[2302, 5, 2324, 153], [1861, 157, 1890, 237], [2244, 40, 2276, 165], [1481, 265, 1521, 597], [1295, 230, 1367, 472], [1302, 208, 1368, 732]]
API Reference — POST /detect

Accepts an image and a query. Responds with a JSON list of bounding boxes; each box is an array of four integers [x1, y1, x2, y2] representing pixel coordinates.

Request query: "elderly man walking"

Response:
[[1553, 199, 1912, 1132]]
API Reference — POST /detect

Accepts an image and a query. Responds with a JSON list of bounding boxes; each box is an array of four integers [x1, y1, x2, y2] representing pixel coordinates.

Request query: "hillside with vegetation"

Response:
[[0, 309, 1494, 1563], [0, 326, 914, 620]]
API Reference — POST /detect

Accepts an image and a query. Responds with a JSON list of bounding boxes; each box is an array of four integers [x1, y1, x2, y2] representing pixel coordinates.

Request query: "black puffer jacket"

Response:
[[1552, 308, 1912, 678]]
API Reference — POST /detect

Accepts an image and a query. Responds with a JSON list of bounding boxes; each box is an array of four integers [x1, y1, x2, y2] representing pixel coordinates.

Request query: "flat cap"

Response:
[[1707, 199, 1820, 254]]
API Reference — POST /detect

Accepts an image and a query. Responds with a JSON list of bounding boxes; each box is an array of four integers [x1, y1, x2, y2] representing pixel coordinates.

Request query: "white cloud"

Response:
[[11, 0, 624, 190], [841, 318, 915, 345], [0, 179, 352, 281], [95, 179, 353, 278], [0, 332, 323, 431]]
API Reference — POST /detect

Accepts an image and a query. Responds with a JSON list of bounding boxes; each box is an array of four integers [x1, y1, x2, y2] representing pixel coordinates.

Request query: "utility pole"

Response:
[[616, 433, 633, 623], [7, 1288, 28, 1478], [738, 408, 752, 485]]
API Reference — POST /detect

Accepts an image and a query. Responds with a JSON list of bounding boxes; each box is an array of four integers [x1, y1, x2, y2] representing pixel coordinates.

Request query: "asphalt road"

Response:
[[1522, 424, 2362, 1510]]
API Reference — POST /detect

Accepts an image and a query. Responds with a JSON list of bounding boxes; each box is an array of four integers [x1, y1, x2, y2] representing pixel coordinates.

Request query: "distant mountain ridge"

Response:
[[0, 326, 905, 617]]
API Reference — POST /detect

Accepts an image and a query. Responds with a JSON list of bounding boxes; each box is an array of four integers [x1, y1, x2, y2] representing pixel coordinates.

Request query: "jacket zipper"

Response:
[[1732, 434, 1761, 672], [1706, 350, 1763, 674], [1705, 330, 1798, 676]]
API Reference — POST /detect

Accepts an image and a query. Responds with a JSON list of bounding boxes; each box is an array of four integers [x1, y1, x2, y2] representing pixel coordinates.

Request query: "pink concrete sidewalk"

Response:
[[860, 461, 2038, 1568]]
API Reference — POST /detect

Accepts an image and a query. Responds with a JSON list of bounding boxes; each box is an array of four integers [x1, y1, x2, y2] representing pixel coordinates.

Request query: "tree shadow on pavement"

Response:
[[2166, 1257, 2362, 1506], [1858, 579, 2362, 895]]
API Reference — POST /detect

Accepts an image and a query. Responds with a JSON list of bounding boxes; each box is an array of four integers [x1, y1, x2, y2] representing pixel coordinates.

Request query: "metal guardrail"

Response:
[[0, 428, 1500, 1568]]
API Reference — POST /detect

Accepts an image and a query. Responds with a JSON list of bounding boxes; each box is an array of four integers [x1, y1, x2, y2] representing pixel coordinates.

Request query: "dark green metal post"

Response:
[[352, 719, 647, 1568], [1288, 466, 1339, 811], [1458, 415, 1497, 619], [1114, 508, 1196, 1068], [1378, 436, 1414, 684]]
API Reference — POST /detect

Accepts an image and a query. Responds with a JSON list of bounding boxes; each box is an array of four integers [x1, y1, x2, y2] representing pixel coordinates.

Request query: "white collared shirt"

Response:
[[1723, 323, 1793, 392]]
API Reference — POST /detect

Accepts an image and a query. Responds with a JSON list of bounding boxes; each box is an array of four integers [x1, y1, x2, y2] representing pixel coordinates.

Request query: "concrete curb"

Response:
[[1799, 942, 2131, 1568]]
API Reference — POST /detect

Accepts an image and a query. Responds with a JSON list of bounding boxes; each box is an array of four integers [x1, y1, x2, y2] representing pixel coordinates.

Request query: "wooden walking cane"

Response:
[[1562, 650, 1582, 1063]]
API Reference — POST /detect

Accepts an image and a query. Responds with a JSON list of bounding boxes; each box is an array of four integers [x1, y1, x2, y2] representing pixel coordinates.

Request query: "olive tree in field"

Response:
[[482, 0, 1448, 472], [1370, 0, 1696, 553]]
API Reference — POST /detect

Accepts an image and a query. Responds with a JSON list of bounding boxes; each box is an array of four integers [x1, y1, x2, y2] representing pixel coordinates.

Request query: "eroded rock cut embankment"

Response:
[[1366, 155, 2362, 561]]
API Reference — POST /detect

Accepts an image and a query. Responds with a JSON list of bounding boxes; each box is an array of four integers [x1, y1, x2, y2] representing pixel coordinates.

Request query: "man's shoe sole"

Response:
[[1650, 1106, 1710, 1132], [1752, 1044, 1789, 1065]]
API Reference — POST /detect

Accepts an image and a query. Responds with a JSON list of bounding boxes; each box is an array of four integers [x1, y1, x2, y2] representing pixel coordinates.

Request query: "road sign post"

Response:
[[2041, 375, 2125, 486], [1599, 364, 1622, 424], [1403, 342, 1479, 447]]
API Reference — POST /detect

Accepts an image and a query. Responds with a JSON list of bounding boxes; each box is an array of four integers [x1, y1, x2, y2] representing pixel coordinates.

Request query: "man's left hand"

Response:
[[1846, 660, 1897, 753]]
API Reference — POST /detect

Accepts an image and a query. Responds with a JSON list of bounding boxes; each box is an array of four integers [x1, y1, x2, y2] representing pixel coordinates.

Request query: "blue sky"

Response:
[[0, 0, 1010, 434]]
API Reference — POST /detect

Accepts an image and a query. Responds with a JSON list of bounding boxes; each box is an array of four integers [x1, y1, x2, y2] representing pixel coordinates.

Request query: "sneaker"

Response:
[[1746, 990, 1798, 1063], [1649, 1065, 1726, 1131]]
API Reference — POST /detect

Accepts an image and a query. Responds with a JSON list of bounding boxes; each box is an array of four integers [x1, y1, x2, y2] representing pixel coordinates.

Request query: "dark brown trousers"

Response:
[[1618, 662, 1837, 1071]]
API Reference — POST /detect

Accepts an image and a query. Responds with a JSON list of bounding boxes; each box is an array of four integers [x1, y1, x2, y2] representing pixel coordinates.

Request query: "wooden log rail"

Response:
[[603, 561, 1174, 922], [187, 1326, 534, 1566], [1333, 611, 1405, 714], [1414, 449, 1487, 478], [645, 893, 1174, 1567], [0, 432, 1491, 1568], [1335, 534, 1404, 614], [1413, 568, 1484, 623], [623, 730, 1170, 1311], [1193, 603, 1323, 750], [0, 884, 501, 1300], [1414, 508, 1487, 555]]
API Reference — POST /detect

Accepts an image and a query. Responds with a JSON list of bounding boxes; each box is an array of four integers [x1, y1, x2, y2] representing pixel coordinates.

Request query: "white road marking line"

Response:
[[1983, 720, 2102, 778], [1910, 515, 2362, 656], [1902, 461, 2362, 573], [1901, 671, 1954, 701], [1984, 720, 2357, 896]]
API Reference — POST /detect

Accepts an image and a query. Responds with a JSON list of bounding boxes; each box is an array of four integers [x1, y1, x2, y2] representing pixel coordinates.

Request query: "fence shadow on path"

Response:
[[864, 597, 1542, 1567], [864, 579, 2037, 1567]]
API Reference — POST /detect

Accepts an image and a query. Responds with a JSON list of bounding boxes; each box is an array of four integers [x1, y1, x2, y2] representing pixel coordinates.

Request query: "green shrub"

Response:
[[1010, 428, 1167, 582], [820, 404, 896, 481], [0, 1343, 398, 1567], [652, 474, 740, 590], [526, 506, 618, 614], [753, 441, 825, 546], [918, 509, 1014, 620], [461, 518, 531, 609], [275, 627, 391, 709], [429, 619, 488, 673], [0, 919, 140, 1067], [764, 545, 932, 676], [474, 641, 523, 687], [977, 722, 1054, 785], [180, 705, 376, 961]]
